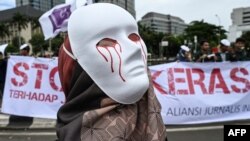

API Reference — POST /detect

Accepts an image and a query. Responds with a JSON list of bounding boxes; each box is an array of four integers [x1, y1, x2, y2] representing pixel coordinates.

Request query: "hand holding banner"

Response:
[[150, 62, 250, 124], [1, 56, 65, 119], [3, 56, 250, 123]]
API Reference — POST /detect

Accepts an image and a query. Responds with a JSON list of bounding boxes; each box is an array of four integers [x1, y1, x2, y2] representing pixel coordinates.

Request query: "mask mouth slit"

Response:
[[139, 39, 147, 64]]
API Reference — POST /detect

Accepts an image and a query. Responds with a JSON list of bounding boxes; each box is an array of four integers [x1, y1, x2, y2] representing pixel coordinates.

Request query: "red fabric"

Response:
[[58, 36, 76, 97], [212, 47, 219, 53]]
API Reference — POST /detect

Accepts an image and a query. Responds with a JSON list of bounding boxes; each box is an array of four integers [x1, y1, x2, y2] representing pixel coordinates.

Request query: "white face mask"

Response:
[[67, 3, 149, 104]]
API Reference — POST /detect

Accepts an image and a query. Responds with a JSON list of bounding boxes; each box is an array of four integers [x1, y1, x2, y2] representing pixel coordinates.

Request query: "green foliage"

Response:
[[11, 12, 29, 31], [12, 36, 25, 48], [138, 22, 185, 58], [51, 35, 64, 53], [138, 22, 165, 56], [29, 33, 64, 56], [0, 23, 10, 38], [11, 12, 30, 47], [5, 44, 19, 54], [184, 20, 227, 44], [164, 35, 182, 57], [30, 17, 40, 30], [29, 33, 48, 54]]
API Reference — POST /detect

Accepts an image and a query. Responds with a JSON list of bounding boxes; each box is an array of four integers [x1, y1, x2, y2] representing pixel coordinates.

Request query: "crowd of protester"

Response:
[[177, 37, 249, 62], [0, 36, 249, 141], [0, 37, 249, 99]]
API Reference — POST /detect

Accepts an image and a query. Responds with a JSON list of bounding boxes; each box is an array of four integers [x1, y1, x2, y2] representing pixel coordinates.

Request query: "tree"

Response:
[[11, 12, 29, 47], [5, 44, 19, 54], [184, 20, 227, 45], [12, 36, 25, 50], [0, 23, 10, 39], [51, 35, 64, 55], [164, 35, 182, 57], [138, 23, 165, 57], [29, 33, 48, 55], [30, 17, 40, 30]]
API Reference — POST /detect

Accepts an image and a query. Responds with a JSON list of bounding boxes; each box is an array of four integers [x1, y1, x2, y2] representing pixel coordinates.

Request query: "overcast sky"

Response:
[[0, 0, 15, 10], [136, 0, 250, 30], [1, 0, 250, 30]]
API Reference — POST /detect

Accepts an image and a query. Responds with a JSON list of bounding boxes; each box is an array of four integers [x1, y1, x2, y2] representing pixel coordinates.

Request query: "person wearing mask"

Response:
[[8, 43, 33, 126], [19, 43, 30, 56], [216, 39, 234, 62], [56, 3, 167, 141], [177, 45, 192, 62]]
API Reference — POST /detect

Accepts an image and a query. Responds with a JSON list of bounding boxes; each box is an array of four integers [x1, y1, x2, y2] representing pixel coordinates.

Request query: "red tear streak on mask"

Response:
[[96, 42, 125, 82], [139, 40, 147, 65]]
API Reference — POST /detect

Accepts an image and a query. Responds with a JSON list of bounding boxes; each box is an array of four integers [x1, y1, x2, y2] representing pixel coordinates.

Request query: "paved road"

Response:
[[0, 127, 224, 141], [167, 125, 223, 141], [0, 135, 57, 141], [166, 120, 250, 141], [1, 113, 250, 141], [0, 125, 234, 141], [0, 129, 57, 141]]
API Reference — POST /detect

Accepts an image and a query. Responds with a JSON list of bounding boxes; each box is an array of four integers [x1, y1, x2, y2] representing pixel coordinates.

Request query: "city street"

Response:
[[167, 125, 223, 141], [1, 126, 223, 141], [0, 131, 57, 141], [1, 112, 250, 141], [167, 120, 250, 141], [0, 113, 57, 141]]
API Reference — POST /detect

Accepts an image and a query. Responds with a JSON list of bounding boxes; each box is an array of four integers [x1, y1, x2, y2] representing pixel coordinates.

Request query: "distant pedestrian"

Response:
[[19, 43, 31, 56], [233, 37, 249, 61], [177, 45, 192, 62], [194, 40, 218, 62], [8, 43, 33, 126], [216, 39, 236, 62]]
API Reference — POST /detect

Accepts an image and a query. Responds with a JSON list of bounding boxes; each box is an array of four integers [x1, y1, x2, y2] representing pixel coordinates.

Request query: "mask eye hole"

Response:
[[128, 33, 140, 42], [97, 38, 117, 47]]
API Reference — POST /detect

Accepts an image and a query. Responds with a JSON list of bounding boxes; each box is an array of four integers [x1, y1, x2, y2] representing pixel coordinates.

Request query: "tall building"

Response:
[[94, 0, 135, 18], [139, 12, 188, 35], [231, 7, 250, 25], [16, 0, 135, 17], [0, 6, 43, 44], [228, 7, 250, 42], [16, 0, 64, 12]]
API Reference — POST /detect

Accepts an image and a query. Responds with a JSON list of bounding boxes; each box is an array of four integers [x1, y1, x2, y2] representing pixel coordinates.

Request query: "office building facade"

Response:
[[0, 6, 43, 44], [228, 7, 250, 42], [231, 7, 250, 25], [94, 0, 135, 17], [16, 0, 135, 17], [139, 12, 187, 35], [16, 0, 64, 12]]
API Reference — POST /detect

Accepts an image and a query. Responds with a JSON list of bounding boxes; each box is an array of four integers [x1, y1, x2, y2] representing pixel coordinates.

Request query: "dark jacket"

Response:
[[0, 58, 7, 93], [194, 51, 216, 62], [234, 50, 249, 61], [215, 52, 238, 62]]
